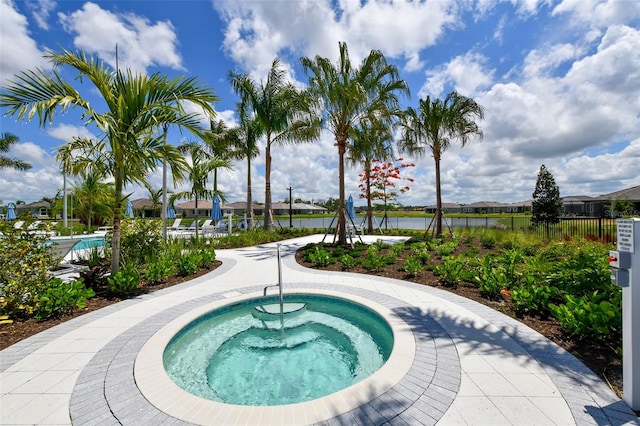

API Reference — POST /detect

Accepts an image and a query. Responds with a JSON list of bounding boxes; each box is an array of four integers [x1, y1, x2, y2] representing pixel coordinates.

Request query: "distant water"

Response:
[[275, 216, 500, 230]]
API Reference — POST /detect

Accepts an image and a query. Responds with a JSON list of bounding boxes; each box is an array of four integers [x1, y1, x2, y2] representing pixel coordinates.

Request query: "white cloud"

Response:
[[26, 0, 56, 30], [47, 124, 96, 143], [214, 0, 458, 78], [553, 0, 640, 28], [420, 52, 494, 98], [0, 0, 46, 85], [58, 2, 183, 73]]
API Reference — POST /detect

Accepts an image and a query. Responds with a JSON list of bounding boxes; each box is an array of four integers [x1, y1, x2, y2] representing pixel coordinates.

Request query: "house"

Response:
[[424, 203, 463, 214], [587, 185, 640, 217], [462, 201, 510, 214], [131, 198, 160, 218], [15, 201, 52, 219], [560, 195, 594, 216]]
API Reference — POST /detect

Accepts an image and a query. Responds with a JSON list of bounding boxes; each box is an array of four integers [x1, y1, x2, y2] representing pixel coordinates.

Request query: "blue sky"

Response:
[[1, 0, 639, 207]]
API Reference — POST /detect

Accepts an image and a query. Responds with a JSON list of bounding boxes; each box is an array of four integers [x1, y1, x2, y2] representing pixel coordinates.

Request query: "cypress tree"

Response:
[[532, 164, 563, 236]]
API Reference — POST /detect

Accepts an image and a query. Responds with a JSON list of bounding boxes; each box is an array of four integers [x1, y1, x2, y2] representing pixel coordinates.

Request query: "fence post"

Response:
[[599, 217, 602, 239], [511, 216, 514, 231]]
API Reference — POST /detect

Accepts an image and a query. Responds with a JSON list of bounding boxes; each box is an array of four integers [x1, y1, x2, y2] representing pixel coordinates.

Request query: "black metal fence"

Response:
[[498, 216, 618, 241]]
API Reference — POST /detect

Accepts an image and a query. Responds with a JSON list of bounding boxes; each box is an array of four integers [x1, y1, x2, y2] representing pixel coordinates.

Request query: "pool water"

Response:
[[48, 236, 105, 250], [163, 294, 394, 406]]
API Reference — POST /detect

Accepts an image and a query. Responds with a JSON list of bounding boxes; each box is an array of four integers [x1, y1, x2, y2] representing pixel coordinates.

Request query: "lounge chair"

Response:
[[168, 218, 183, 230], [12, 220, 25, 230], [27, 220, 42, 230], [49, 239, 88, 278]]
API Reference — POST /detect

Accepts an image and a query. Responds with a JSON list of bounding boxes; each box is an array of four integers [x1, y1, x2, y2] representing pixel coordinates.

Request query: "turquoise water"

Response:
[[49, 237, 104, 250], [163, 294, 394, 406]]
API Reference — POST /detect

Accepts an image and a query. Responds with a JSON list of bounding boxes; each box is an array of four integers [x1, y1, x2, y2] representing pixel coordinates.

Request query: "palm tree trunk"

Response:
[[435, 153, 443, 237], [247, 158, 254, 230], [264, 139, 274, 231], [366, 173, 373, 233], [194, 198, 200, 240], [338, 138, 347, 245], [111, 171, 123, 274]]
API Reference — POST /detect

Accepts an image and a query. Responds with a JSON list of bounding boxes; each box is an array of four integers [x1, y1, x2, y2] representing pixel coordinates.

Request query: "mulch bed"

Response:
[[294, 242, 626, 402]]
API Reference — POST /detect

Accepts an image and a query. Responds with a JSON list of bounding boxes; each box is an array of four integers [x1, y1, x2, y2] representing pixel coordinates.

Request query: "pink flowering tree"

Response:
[[359, 158, 414, 230]]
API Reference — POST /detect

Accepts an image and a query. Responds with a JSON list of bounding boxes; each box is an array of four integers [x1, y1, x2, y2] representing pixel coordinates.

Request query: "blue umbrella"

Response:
[[167, 205, 176, 219], [211, 195, 222, 223], [6, 203, 16, 221], [124, 201, 134, 218], [346, 195, 356, 221]]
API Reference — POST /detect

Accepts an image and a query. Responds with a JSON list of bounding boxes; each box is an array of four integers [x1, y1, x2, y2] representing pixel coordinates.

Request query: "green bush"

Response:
[[436, 240, 459, 257], [177, 252, 202, 276], [33, 278, 95, 320], [0, 228, 60, 318], [473, 256, 508, 300], [109, 218, 162, 266], [402, 255, 424, 277], [107, 263, 140, 295], [480, 232, 496, 249], [432, 256, 466, 288], [144, 257, 175, 284], [308, 246, 334, 267], [549, 291, 621, 341], [362, 246, 386, 272], [510, 278, 557, 317], [339, 254, 357, 270], [198, 247, 217, 268]]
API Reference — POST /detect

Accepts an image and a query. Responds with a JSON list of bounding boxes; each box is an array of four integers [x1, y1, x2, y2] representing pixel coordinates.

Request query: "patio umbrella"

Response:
[[346, 195, 356, 221], [6, 203, 16, 221], [124, 200, 134, 218], [167, 205, 176, 219], [211, 195, 222, 224]]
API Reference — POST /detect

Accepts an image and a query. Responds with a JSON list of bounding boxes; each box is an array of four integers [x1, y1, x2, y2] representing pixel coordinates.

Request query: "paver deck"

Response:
[[1, 235, 638, 425]]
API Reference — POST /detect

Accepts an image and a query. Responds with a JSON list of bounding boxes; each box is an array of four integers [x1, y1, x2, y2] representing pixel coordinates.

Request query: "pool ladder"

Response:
[[263, 244, 284, 306]]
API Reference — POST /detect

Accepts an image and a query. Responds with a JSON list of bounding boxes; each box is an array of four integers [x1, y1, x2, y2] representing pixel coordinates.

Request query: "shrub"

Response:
[[108, 218, 162, 266], [510, 278, 557, 317], [549, 291, 622, 342], [308, 246, 334, 267], [480, 232, 496, 249], [0, 228, 59, 318], [436, 240, 459, 257], [144, 257, 175, 284], [339, 254, 357, 270], [362, 245, 386, 272], [402, 255, 424, 277], [432, 256, 465, 288], [198, 247, 217, 268], [177, 252, 202, 276], [473, 256, 508, 300], [107, 263, 140, 295], [33, 278, 95, 320]]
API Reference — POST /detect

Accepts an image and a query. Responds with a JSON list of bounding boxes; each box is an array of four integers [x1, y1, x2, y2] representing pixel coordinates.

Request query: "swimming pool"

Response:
[[48, 236, 105, 250], [163, 294, 394, 406]]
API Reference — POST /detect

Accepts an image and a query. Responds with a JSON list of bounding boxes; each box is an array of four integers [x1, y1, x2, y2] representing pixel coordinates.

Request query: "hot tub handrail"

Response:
[[263, 244, 284, 307]]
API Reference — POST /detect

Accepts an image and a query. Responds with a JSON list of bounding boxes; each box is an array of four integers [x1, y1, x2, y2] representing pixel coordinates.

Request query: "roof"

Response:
[[131, 198, 155, 209], [593, 185, 640, 201]]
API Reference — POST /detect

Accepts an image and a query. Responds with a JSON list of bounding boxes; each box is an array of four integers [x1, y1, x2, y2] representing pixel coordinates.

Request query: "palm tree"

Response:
[[205, 119, 237, 202], [399, 91, 484, 236], [301, 41, 409, 244], [144, 183, 163, 218], [72, 171, 114, 227], [173, 142, 232, 239], [348, 119, 394, 233], [229, 108, 261, 230], [0, 132, 32, 171], [0, 48, 218, 273], [229, 58, 319, 231]]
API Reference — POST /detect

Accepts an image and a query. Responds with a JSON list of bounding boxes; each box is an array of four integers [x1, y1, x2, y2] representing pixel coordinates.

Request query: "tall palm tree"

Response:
[[399, 91, 484, 236], [301, 41, 409, 244], [229, 108, 261, 230], [229, 58, 319, 231], [0, 48, 217, 273], [0, 132, 32, 171], [173, 142, 232, 239], [205, 119, 236, 202], [348, 119, 394, 233]]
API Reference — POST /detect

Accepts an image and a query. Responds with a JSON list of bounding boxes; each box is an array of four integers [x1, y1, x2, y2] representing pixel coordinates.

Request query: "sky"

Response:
[[1, 0, 639, 207]]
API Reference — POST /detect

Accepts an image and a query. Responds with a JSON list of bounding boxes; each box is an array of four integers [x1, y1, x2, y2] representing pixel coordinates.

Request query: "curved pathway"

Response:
[[1, 235, 638, 425]]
